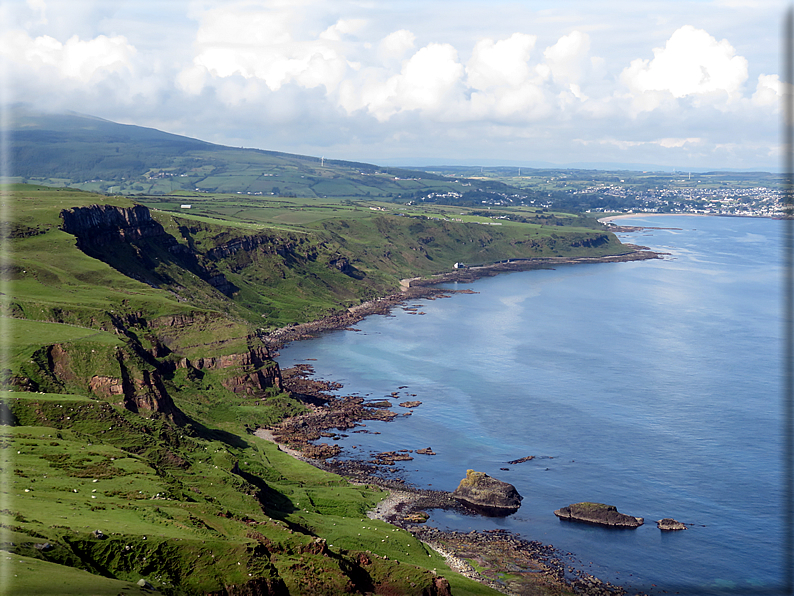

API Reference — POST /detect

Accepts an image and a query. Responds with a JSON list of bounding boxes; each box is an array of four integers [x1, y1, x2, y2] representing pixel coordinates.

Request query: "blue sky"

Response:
[[0, 0, 785, 170]]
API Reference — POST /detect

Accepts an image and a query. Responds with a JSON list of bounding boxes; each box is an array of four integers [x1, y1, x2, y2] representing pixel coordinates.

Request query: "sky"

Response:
[[0, 0, 786, 170]]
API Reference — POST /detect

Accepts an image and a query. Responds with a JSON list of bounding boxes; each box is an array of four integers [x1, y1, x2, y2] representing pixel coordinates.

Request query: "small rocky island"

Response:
[[554, 502, 644, 528], [656, 518, 687, 531], [451, 469, 522, 516]]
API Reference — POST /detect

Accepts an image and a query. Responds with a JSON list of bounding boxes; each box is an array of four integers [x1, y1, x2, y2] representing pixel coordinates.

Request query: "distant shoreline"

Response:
[[263, 247, 660, 350], [598, 212, 778, 224]]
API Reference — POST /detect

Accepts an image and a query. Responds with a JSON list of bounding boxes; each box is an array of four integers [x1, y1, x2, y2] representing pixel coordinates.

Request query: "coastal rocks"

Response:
[[370, 451, 414, 466], [507, 455, 535, 464], [452, 470, 522, 516], [402, 511, 430, 523], [301, 443, 341, 460], [415, 447, 436, 455], [657, 518, 687, 531], [554, 503, 643, 528], [398, 401, 422, 408]]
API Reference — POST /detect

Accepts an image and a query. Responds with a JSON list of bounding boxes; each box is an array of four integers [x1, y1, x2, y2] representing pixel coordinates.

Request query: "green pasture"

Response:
[[0, 393, 500, 595], [0, 553, 153, 596]]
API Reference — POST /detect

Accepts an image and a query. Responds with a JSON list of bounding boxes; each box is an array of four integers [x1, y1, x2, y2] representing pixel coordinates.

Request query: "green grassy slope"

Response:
[[2, 394, 498, 595], [6, 108, 518, 202], [0, 183, 628, 594]]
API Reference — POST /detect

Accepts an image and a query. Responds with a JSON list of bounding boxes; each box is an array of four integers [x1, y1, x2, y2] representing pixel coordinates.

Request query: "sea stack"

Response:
[[554, 502, 643, 528], [451, 469, 522, 516]]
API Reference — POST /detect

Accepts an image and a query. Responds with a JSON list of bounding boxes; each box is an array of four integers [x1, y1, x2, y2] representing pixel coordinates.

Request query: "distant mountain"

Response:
[[6, 106, 515, 199]]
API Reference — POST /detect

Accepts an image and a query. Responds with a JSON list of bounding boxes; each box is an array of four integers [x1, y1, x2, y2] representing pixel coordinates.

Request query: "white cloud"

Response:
[[621, 25, 748, 112], [357, 43, 465, 121], [320, 18, 366, 42], [183, 5, 350, 94], [751, 74, 781, 107], [26, 0, 47, 25], [0, 0, 782, 170], [0, 30, 136, 83], [657, 137, 701, 148], [378, 29, 416, 64], [466, 33, 536, 90], [543, 30, 590, 84]]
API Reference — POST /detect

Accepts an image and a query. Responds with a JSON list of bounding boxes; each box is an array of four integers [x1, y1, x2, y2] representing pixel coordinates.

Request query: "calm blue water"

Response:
[[276, 215, 786, 595]]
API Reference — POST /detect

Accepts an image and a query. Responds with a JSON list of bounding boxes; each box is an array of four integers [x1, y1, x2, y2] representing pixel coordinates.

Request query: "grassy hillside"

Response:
[[6, 108, 519, 202], [0, 183, 628, 594], [3, 391, 502, 596]]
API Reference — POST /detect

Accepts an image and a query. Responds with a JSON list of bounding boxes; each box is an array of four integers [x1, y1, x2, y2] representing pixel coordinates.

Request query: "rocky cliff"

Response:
[[60, 204, 169, 247], [177, 346, 283, 395], [60, 203, 237, 296], [19, 343, 188, 425]]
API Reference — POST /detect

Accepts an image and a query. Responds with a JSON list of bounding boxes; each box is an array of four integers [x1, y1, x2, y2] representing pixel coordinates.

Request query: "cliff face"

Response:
[[27, 343, 188, 425], [177, 346, 283, 395], [60, 204, 169, 247], [59, 203, 237, 296]]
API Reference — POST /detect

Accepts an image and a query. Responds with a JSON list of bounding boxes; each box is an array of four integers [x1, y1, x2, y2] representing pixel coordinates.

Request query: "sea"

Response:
[[276, 215, 787, 596]]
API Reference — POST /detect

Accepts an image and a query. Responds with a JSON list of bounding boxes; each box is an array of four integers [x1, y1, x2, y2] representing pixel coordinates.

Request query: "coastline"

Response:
[[597, 212, 770, 223], [255, 362, 639, 596], [262, 247, 660, 350], [255, 425, 632, 596], [256, 244, 663, 595]]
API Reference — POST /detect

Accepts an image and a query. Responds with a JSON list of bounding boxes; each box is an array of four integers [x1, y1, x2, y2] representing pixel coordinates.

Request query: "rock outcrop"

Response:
[[554, 502, 643, 528], [60, 204, 169, 247], [176, 346, 283, 394], [60, 204, 237, 296], [452, 469, 522, 516], [656, 518, 687, 531], [30, 343, 188, 425]]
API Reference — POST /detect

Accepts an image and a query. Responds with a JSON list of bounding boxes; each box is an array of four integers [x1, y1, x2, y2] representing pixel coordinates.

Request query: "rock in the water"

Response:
[[657, 518, 687, 531], [554, 502, 643, 528], [451, 469, 522, 515]]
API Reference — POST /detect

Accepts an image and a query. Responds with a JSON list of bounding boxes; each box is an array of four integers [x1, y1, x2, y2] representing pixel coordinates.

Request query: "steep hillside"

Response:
[[2, 184, 507, 595], [0, 183, 643, 594]]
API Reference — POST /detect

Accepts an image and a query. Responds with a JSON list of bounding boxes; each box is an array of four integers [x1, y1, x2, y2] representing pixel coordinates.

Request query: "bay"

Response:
[[276, 215, 785, 595]]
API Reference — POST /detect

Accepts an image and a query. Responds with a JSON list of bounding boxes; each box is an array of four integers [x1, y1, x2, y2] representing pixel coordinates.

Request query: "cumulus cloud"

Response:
[[0, 0, 781, 170], [751, 74, 781, 107], [621, 25, 748, 112], [357, 43, 465, 121], [320, 18, 365, 42], [378, 29, 416, 64], [466, 33, 536, 90], [182, 4, 351, 95], [543, 30, 590, 84], [0, 30, 136, 83]]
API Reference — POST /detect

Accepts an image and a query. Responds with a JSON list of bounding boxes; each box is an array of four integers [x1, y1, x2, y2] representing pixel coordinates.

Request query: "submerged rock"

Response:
[[554, 502, 643, 528], [657, 518, 687, 531], [451, 469, 522, 516]]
